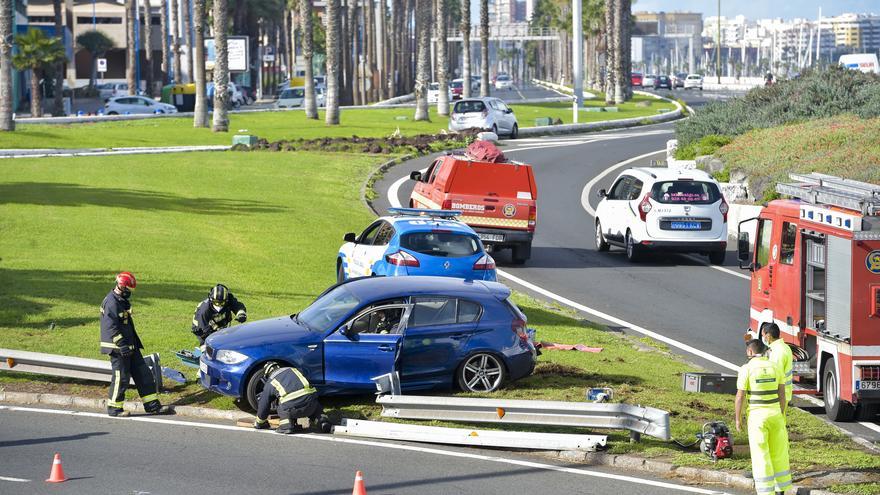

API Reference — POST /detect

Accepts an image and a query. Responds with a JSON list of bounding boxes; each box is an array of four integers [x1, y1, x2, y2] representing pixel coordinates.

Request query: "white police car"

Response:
[[337, 208, 496, 282]]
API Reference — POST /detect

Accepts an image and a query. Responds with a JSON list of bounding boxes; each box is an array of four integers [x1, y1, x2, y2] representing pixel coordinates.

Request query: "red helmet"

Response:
[[115, 272, 137, 290]]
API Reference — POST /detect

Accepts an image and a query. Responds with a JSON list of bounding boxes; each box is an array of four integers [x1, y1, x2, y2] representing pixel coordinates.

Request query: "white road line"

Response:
[[683, 255, 751, 281], [0, 405, 729, 494], [0, 476, 30, 483], [580, 149, 666, 217], [859, 421, 880, 434]]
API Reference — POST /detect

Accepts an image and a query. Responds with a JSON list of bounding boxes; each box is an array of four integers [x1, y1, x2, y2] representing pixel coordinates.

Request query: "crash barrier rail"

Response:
[[377, 395, 671, 441], [335, 418, 608, 451], [0, 348, 162, 389]]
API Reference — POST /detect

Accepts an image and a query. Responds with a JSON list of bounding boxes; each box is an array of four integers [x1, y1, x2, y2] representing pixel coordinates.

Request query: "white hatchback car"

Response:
[[594, 167, 728, 263], [448, 97, 518, 138], [642, 74, 657, 87], [684, 74, 704, 90], [104, 96, 177, 115], [494, 74, 513, 90]]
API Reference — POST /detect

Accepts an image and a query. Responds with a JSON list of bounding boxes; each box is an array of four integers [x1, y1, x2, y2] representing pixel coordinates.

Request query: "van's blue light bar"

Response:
[[388, 207, 462, 218]]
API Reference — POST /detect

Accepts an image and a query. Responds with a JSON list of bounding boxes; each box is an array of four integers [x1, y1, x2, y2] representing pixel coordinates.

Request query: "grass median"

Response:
[[0, 149, 875, 489]]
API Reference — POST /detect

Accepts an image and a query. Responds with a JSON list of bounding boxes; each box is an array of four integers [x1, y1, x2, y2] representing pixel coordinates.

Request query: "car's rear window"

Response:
[[651, 180, 721, 204], [454, 101, 485, 113], [429, 83, 439, 90], [400, 232, 481, 258], [497, 75, 510, 81], [281, 88, 304, 98]]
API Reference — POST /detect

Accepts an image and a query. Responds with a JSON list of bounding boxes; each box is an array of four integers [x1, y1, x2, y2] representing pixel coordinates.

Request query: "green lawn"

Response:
[[0, 97, 676, 150], [514, 94, 676, 127]]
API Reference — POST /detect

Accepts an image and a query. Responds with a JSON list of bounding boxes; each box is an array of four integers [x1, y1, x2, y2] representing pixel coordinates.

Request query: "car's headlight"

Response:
[[215, 350, 249, 364]]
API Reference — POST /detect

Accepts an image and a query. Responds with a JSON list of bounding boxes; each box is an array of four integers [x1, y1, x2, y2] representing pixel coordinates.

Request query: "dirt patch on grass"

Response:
[[232, 130, 480, 155]]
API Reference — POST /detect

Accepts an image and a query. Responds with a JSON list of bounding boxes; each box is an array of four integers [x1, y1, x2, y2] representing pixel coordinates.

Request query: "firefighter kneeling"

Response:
[[253, 363, 331, 434], [735, 339, 792, 495]]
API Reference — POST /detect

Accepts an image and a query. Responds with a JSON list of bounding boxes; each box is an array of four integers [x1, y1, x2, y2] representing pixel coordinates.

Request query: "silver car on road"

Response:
[[448, 97, 519, 138]]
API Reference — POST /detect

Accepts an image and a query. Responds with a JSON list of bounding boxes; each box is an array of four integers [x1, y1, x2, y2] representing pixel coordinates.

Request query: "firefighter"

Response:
[[252, 363, 330, 434], [101, 272, 172, 417], [762, 324, 793, 405], [192, 284, 247, 345], [735, 339, 791, 495]]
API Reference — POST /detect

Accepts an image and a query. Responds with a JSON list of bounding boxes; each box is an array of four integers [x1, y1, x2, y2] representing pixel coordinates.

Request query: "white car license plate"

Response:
[[859, 380, 880, 390], [199, 360, 208, 376], [479, 233, 504, 243]]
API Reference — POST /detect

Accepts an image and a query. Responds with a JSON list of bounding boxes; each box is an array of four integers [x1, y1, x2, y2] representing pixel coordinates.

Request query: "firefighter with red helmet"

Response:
[[100, 272, 172, 417], [191, 284, 247, 345]]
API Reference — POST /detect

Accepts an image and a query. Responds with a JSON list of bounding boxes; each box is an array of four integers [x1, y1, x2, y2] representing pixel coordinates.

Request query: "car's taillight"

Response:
[[385, 250, 420, 267], [719, 198, 729, 222], [441, 199, 452, 210], [473, 254, 496, 270], [528, 204, 537, 232], [638, 194, 652, 222], [512, 317, 529, 344]]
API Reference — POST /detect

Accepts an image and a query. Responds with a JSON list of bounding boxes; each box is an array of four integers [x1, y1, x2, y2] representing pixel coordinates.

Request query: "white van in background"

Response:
[[839, 53, 880, 74]]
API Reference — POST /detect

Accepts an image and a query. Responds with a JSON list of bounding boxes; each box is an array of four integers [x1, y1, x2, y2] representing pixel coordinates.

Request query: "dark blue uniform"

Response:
[[191, 295, 247, 345], [255, 367, 322, 433]]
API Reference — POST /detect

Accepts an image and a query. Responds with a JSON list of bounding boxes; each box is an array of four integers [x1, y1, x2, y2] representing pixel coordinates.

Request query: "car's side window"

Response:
[[780, 222, 797, 265], [457, 300, 482, 323], [755, 218, 774, 268], [359, 222, 382, 244], [348, 306, 406, 335], [410, 297, 458, 327], [373, 222, 395, 246], [608, 176, 632, 200], [627, 179, 644, 201]]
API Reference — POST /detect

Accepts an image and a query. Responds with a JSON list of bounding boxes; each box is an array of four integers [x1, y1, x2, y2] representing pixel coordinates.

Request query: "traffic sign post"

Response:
[[97, 57, 107, 83]]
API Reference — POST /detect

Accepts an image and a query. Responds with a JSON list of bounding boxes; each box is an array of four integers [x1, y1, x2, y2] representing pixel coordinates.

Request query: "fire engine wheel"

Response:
[[625, 231, 643, 262], [823, 364, 854, 422], [595, 221, 610, 252]]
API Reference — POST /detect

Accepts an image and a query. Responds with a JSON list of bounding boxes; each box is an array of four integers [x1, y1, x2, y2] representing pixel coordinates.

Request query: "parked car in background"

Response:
[[104, 95, 178, 115], [653, 75, 672, 90], [448, 97, 518, 138], [594, 167, 727, 263], [99, 82, 130, 101], [642, 74, 657, 87], [238, 85, 256, 105], [630, 72, 643, 87], [276, 87, 305, 108], [200, 276, 538, 409], [427, 82, 448, 103], [470, 75, 481, 92], [684, 74, 703, 90], [314, 75, 327, 89], [494, 74, 513, 90], [228, 81, 245, 108], [673, 73, 687, 88], [450, 79, 464, 99]]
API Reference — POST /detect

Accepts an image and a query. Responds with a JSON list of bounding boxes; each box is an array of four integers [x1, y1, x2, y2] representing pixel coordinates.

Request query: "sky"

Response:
[[631, 0, 878, 20]]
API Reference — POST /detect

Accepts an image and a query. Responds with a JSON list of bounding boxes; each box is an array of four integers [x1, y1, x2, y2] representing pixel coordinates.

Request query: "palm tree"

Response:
[[324, 0, 340, 124], [144, 0, 154, 96], [52, 0, 64, 116], [613, 0, 626, 103], [125, 0, 137, 94], [0, 0, 15, 130], [413, 0, 430, 121], [603, 0, 614, 104], [212, 0, 229, 132], [12, 29, 66, 117], [479, 0, 488, 96], [300, 0, 318, 119], [183, 0, 193, 83], [459, 0, 470, 98], [620, 0, 631, 100], [172, 0, 182, 82], [160, 0, 169, 83], [435, 0, 449, 115], [192, 0, 208, 127], [76, 30, 115, 88]]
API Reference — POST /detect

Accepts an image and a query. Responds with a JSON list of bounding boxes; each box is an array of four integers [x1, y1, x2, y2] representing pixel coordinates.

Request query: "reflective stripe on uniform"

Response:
[[111, 370, 121, 404], [101, 342, 120, 349], [112, 333, 123, 343], [279, 418, 290, 425], [459, 215, 529, 229], [749, 397, 780, 404], [108, 400, 123, 408], [753, 475, 775, 483], [255, 418, 268, 424], [271, 368, 317, 403], [142, 393, 159, 403]]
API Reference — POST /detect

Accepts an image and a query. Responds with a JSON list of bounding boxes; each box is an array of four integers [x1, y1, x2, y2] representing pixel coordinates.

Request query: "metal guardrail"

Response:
[[0, 348, 161, 388], [377, 395, 671, 441]]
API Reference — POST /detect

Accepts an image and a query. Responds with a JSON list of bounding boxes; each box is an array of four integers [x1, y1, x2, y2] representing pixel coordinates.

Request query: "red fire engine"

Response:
[[737, 173, 880, 421]]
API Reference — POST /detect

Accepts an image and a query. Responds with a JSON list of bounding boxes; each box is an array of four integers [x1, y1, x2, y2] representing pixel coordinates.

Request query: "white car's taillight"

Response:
[[719, 198, 729, 222], [385, 250, 420, 267], [473, 254, 496, 270], [638, 194, 652, 221]]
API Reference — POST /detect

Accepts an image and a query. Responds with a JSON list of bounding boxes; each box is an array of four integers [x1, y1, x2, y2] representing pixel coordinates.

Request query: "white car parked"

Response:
[[104, 95, 177, 115], [448, 97, 519, 138], [594, 167, 728, 263], [276, 87, 305, 108], [684, 74, 704, 90], [98, 82, 130, 101], [427, 82, 453, 103], [642, 74, 657, 87], [494, 74, 513, 90]]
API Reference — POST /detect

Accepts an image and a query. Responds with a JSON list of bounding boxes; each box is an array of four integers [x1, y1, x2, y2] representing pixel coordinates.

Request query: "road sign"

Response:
[[262, 54, 275, 63], [97, 58, 107, 73], [205, 36, 250, 73]]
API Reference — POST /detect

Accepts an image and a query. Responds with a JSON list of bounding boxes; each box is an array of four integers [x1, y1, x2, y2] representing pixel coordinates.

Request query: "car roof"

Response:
[[455, 97, 497, 104], [624, 167, 715, 183], [381, 215, 478, 235], [343, 276, 509, 301]]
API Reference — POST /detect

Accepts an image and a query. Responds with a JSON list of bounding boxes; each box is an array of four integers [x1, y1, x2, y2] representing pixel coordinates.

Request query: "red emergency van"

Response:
[[408, 153, 538, 264], [737, 173, 880, 421]]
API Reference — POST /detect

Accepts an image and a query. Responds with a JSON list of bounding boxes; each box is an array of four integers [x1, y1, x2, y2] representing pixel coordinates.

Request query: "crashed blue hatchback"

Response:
[[199, 276, 537, 410]]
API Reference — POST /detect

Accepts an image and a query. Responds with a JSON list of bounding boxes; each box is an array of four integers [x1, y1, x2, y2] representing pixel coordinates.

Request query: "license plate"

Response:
[[199, 360, 208, 376], [479, 233, 504, 242], [670, 221, 702, 230], [859, 380, 880, 390]]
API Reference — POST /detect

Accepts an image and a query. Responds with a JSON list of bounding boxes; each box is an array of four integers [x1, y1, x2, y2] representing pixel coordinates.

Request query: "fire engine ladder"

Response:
[[776, 172, 880, 216]]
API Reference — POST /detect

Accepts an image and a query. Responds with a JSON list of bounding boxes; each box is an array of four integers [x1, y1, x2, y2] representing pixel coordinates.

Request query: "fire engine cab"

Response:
[[737, 173, 880, 422]]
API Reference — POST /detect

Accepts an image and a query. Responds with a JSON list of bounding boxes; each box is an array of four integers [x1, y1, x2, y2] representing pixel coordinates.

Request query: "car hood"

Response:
[[207, 316, 321, 350]]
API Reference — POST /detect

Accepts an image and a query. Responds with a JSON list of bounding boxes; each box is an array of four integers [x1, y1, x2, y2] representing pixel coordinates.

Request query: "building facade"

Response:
[[632, 11, 703, 75]]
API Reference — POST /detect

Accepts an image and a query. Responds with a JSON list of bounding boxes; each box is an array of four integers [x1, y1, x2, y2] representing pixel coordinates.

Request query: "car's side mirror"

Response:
[[597, 189, 607, 198], [737, 232, 752, 270], [410, 171, 422, 181], [344, 232, 357, 243], [339, 325, 349, 337]]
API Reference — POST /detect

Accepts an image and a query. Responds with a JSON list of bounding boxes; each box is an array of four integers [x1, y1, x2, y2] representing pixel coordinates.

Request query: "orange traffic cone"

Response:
[[352, 470, 367, 495], [45, 453, 68, 483]]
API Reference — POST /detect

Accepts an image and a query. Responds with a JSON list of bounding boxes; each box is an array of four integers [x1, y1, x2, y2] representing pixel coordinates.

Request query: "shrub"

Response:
[[674, 134, 732, 160]]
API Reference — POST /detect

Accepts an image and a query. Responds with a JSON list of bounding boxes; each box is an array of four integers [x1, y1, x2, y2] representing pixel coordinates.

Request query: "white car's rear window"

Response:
[[651, 180, 721, 204]]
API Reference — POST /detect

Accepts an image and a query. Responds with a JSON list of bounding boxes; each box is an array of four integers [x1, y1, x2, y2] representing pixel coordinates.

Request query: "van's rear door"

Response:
[[446, 161, 535, 237]]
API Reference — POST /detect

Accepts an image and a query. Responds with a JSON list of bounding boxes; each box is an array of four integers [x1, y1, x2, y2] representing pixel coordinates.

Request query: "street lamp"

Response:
[[716, 0, 721, 84], [572, 0, 583, 123]]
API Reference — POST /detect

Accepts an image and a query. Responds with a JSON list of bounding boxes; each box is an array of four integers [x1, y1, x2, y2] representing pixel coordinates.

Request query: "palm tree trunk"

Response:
[[183, 0, 193, 83], [30, 70, 42, 117], [193, 0, 207, 127], [160, 0, 169, 84], [286, 9, 294, 80], [460, 0, 471, 98], [403, 0, 414, 92], [413, 0, 430, 121], [126, 0, 137, 94], [603, 0, 614, 104], [620, 0, 631, 100], [211, 0, 229, 132], [479, 0, 488, 96], [171, 0, 181, 83], [0, 0, 15, 130], [613, 0, 624, 104], [325, 0, 341, 124], [301, 0, 318, 119], [52, 0, 64, 116], [435, 0, 448, 115], [144, 0, 155, 96], [365, 0, 375, 102]]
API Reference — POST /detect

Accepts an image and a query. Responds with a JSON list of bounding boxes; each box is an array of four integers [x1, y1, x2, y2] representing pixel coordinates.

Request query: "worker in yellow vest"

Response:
[[762, 324, 793, 405], [735, 339, 792, 495]]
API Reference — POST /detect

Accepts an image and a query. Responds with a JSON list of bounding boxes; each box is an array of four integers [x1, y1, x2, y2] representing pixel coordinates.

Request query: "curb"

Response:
[[360, 154, 416, 215], [0, 145, 231, 159]]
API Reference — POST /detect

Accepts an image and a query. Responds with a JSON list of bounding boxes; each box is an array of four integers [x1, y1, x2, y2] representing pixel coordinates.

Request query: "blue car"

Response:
[[336, 208, 496, 282], [200, 276, 536, 410]]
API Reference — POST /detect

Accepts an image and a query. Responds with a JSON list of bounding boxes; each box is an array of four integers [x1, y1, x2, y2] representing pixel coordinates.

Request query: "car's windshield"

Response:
[[281, 88, 304, 98], [297, 285, 361, 331], [651, 180, 721, 204], [497, 75, 510, 81], [454, 100, 485, 113], [450, 80, 462, 88], [401, 232, 481, 258]]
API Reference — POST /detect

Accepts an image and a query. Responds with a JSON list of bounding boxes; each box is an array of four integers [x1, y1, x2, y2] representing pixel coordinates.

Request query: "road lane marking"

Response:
[[0, 405, 730, 494], [0, 476, 30, 482], [683, 255, 751, 281]]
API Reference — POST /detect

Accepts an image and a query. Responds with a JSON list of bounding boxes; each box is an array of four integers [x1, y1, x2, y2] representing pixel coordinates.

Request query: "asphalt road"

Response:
[[372, 90, 880, 445], [0, 405, 743, 494]]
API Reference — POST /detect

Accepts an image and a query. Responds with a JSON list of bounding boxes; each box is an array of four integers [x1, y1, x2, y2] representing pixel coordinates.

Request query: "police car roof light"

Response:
[[388, 207, 463, 218]]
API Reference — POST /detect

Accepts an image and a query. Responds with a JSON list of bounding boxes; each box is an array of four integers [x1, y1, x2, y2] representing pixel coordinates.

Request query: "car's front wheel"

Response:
[[457, 353, 506, 393], [244, 362, 279, 412], [510, 124, 519, 139]]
